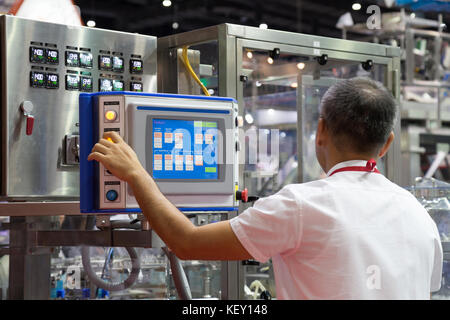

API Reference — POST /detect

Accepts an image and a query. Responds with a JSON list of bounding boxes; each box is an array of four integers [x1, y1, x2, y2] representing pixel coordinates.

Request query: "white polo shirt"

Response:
[[230, 160, 443, 300]]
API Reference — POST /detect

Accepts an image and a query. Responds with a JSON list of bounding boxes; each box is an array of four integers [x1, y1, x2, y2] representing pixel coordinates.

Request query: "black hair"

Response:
[[319, 77, 397, 154]]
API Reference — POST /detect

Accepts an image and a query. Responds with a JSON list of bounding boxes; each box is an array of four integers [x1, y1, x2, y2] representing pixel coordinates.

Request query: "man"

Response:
[[88, 77, 443, 299]]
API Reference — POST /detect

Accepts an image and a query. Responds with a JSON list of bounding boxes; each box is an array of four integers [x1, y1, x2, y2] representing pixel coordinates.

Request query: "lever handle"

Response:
[[20, 101, 35, 136], [26, 115, 34, 136]]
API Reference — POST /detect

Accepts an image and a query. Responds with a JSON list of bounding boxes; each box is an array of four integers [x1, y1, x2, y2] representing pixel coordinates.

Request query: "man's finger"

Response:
[[98, 138, 115, 147], [103, 131, 123, 143], [91, 143, 109, 155], [88, 151, 107, 162]]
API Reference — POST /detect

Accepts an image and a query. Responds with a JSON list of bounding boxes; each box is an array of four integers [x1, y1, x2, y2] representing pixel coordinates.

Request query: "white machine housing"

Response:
[[94, 93, 239, 212]]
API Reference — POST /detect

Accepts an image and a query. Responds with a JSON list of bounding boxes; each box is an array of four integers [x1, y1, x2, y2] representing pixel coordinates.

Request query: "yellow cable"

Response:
[[181, 46, 211, 96]]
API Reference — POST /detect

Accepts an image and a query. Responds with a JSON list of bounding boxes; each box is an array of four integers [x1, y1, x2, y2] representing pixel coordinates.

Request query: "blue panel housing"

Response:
[[79, 91, 238, 214]]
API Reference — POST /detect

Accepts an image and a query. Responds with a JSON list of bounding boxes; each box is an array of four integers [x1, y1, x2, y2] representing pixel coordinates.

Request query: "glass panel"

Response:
[[176, 41, 219, 96], [300, 61, 387, 182], [44, 213, 226, 300], [0, 216, 8, 300], [241, 49, 388, 191]]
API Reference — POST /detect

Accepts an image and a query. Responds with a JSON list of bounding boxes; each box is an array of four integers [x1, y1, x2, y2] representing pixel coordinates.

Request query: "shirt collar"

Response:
[[326, 160, 374, 177]]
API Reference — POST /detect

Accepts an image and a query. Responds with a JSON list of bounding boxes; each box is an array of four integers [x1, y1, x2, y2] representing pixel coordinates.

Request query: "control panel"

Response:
[[80, 93, 240, 213], [29, 43, 145, 93], [0, 15, 157, 200]]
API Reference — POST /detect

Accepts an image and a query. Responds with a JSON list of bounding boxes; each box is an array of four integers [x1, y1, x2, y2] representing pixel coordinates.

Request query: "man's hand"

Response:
[[87, 131, 146, 182]]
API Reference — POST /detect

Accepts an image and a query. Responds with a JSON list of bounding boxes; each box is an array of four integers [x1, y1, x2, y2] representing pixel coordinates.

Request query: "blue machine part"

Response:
[[395, 0, 450, 12], [79, 91, 238, 214]]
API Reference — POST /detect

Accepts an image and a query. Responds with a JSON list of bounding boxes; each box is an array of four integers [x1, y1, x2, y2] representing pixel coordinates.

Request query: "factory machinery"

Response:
[[0, 15, 425, 300]]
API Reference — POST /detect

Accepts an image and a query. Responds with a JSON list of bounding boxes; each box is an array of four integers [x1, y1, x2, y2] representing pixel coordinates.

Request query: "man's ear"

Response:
[[378, 132, 394, 158], [316, 118, 327, 147]]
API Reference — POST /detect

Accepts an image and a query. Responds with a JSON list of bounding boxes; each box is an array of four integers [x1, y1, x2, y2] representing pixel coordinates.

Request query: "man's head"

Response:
[[315, 77, 397, 172]]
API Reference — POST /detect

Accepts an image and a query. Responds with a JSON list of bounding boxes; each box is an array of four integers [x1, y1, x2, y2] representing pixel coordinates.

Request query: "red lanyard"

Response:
[[328, 159, 381, 177]]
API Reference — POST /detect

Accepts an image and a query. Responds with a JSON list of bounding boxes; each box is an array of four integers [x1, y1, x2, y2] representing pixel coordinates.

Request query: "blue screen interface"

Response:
[[152, 118, 219, 180]]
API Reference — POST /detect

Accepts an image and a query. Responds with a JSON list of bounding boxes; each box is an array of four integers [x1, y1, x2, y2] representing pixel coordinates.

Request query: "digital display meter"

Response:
[[46, 73, 59, 89], [99, 55, 112, 70], [80, 52, 93, 68], [46, 49, 59, 64], [65, 74, 80, 90], [130, 59, 143, 74], [65, 51, 80, 67], [30, 47, 46, 64], [112, 80, 124, 91], [99, 78, 113, 92], [113, 56, 124, 72], [30, 71, 46, 87], [80, 76, 93, 92], [130, 82, 143, 92]]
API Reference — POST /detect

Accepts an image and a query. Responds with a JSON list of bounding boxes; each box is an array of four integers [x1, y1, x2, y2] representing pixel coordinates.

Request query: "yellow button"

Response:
[[105, 110, 117, 121]]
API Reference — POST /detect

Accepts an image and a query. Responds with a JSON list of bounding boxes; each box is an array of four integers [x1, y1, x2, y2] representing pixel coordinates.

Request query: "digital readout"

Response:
[[80, 76, 93, 92], [80, 52, 93, 68], [99, 55, 112, 70], [112, 80, 124, 91], [65, 74, 80, 90], [46, 73, 59, 89], [46, 49, 59, 64], [30, 47, 46, 63], [99, 78, 113, 92], [65, 51, 80, 67], [113, 56, 124, 72], [30, 71, 46, 87], [130, 59, 143, 74], [130, 81, 143, 92]]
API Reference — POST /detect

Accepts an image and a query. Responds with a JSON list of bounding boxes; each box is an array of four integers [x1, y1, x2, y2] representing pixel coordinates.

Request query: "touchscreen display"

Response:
[[152, 118, 219, 180]]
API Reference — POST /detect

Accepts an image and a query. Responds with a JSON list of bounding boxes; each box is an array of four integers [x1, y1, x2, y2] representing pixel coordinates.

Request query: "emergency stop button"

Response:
[[106, 189, 118, 202]]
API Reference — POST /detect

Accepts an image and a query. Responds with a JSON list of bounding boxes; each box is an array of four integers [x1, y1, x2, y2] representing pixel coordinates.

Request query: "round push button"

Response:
[[106, 190, 118, 201], [105, 110, 117, 121]]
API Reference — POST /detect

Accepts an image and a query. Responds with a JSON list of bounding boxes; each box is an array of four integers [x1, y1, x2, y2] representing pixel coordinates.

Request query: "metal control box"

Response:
[[79, 92, 239, 214], [0, 15, 157, 200]]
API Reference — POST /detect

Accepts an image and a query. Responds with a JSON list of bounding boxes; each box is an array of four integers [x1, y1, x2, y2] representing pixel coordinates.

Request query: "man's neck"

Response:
[[325, 153, 378, 173]]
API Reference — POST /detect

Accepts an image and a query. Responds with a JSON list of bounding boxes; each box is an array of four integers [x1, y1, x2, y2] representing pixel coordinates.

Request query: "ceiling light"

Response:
[[352, 3, 361, 10], [87, 20, 96, 27], [172, 22, 179, 29], [297, 62, 305, 70], [162, 0, 172, 7], [259, 23, 268, 29], [246, 51, 253, 59], [267, 57, 274, 64], [245, 113, 254, 124]]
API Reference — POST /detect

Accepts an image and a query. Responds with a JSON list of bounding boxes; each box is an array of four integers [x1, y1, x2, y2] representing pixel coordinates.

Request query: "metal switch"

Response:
[[20, 101, 35, 136], [65, 134, 80, 165]]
